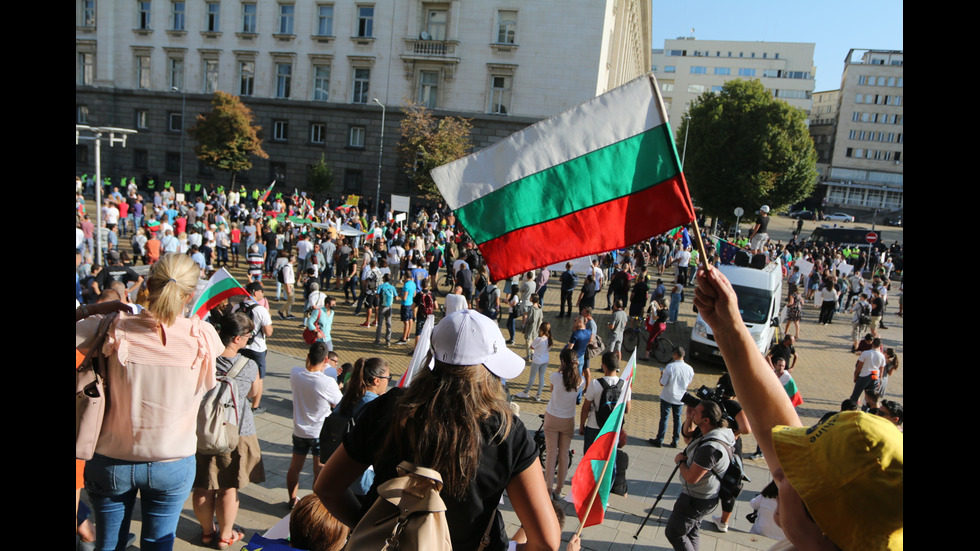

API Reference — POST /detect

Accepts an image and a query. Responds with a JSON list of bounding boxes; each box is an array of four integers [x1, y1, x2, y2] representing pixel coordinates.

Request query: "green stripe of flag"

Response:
[[454, 124, 680, 245]]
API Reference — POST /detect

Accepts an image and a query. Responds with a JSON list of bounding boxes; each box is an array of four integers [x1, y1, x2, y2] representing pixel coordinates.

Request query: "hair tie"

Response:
[[168, 278, 177, 284]]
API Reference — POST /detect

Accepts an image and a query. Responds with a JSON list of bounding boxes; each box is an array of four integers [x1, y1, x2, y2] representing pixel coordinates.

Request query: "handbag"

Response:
[[76, 313, 118, 460], [586, 334, 606, 359], [344, 461, 497, 551]]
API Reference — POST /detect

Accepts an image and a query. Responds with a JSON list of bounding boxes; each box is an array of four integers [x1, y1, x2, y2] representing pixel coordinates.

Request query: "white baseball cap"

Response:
[[430, 309, 525, 380], [759, 205, 771, 213]]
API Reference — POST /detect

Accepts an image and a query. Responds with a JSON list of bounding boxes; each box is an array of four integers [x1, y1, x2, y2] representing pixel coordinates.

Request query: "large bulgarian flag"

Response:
[[571, 349, 636, 528], [190, 268, 250, 319], [430, 74, 695, 281]]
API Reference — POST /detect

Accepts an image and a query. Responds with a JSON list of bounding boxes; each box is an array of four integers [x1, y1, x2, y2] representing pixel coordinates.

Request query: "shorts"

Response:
[[194, 434, 266, 490], [750, 232, 769, 251], [242, 348, 267, 378], [365, 294, 379, 308], [292, 434, 321, 457], [401, 305, 413, 321], [609, 338, 623, 353], [870, 315, 882, 331]]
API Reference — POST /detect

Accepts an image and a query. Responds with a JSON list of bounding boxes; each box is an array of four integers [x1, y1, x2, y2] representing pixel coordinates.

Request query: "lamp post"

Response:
[[372, 98, 386, 220], [172, 86, 186, 191], [681, 116, 691, 168], [76, 125, 137, 266]]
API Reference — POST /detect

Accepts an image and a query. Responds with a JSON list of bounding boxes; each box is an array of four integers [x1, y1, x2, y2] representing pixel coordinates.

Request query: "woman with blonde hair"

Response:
[[76, 253, 222, 550], [315, 309, 560, 550]]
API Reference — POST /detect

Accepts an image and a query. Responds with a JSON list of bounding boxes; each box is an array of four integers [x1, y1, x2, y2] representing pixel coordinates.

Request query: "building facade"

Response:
[[821, 49, 903, 215], [649, 38, 815, 129], [808, 89, 839, 174], [76, 0, 650, 201]]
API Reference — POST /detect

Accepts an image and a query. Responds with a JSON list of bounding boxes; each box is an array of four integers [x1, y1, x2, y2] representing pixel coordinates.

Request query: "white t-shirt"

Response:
[[241, 300, 272, 353], [660, 360, 694, 405], [583, 376, 631, 429], [531, 335, 551, 364], [857, 349, 885, 377], [290, 366, 343, 439], [546, 371, 583, 419]]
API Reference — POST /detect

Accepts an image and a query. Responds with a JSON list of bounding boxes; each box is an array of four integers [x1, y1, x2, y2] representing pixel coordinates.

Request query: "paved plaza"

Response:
[[94, 215, 903, 550]]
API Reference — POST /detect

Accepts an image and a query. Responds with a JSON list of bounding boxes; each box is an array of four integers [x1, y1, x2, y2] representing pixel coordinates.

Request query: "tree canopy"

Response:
[[397, 103, 472, 200], [188, 91, 268, 186], [676, 79, 817, 222]]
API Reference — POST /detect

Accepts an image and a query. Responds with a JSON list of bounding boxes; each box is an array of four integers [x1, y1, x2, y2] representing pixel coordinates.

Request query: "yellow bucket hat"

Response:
[[772, 411, 903, 550]]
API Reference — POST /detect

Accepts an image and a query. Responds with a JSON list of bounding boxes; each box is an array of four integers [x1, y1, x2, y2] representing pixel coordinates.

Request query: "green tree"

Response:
[[188, 91, 268, 187], [308, 153, 334, 195], [397, 103, 473, 199], [676, 79, 817, 223]]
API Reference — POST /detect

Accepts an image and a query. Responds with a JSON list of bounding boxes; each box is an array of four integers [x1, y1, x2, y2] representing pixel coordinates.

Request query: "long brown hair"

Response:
[[559, 349, 581, 392], [337, 357, 388, 416], [382, 359, 513, 499]]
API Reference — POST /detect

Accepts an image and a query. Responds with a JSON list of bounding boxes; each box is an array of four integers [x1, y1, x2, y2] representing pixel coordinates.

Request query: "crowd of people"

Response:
[[77, 182, 902, 551]]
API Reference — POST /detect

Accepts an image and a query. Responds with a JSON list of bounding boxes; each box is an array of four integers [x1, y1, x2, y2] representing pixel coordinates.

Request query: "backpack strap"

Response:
[[223, 355, 250, 381], [695, 436, 733, 478]]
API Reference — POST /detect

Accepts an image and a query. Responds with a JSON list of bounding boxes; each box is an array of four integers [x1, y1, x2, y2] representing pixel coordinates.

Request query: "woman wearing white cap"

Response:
[[314, 309, 561, 550]]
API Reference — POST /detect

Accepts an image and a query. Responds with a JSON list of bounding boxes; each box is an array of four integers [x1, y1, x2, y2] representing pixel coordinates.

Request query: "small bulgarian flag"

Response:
[[259, 180, 277, 204], [571, 349, 636, 528], [431, 74, 696, 281], [190, 268, 250, 320], [778, 371, 804, 407]]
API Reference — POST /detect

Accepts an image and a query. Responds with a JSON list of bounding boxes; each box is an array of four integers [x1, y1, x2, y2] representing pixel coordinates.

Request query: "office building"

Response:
[[809, 89, 839, 174]]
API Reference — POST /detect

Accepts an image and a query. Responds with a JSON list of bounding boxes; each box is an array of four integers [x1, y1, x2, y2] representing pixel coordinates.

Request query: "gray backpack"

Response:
[[197, 356, 249, 455]]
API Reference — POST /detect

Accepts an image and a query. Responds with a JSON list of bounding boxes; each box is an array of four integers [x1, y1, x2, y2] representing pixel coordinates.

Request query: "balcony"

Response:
[[404, 38, 459, 58]]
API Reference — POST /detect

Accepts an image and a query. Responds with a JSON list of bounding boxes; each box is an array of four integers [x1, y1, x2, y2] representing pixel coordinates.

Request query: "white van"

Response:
[[689, 259, 783, 364]]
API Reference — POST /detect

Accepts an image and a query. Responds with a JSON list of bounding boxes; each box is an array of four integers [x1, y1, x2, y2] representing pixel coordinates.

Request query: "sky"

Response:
[[651, 0, 904, 92]]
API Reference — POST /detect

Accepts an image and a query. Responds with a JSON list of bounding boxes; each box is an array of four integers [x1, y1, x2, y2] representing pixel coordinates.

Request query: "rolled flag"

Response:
[[431, 74, 696, 281], [190, 267, 250, 320], [571, 349, 636, 528], [397, 314, 435, 388]]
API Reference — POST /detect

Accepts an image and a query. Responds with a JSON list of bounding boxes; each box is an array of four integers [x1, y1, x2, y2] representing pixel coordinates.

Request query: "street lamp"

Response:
[[681, 116, 691, 168], [76, 125, 138, 266], [372, 98, 386, 220], [172, 86, 186, 192]]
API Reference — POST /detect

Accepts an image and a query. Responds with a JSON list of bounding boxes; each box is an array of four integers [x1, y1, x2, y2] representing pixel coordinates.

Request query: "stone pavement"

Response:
[[97, 214, 902, 550]]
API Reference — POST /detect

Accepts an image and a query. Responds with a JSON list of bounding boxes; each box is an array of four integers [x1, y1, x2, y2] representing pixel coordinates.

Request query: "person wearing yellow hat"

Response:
[[694, 266, 902, 550]]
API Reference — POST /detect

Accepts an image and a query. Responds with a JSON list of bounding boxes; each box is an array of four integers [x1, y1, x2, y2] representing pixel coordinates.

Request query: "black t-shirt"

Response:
[[756, 215, 770, 233], [95, 265, 140, 290], [344, 390, 537, 551], [871, 296, 884, 316]]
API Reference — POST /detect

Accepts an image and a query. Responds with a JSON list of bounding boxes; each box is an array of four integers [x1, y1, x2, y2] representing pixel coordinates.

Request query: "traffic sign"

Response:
[[865, 232, 878, 244]]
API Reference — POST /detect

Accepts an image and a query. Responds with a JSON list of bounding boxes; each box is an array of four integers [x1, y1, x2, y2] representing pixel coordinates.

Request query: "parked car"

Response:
[[823, 212, 855, 222], [788, 210, 816, 220]]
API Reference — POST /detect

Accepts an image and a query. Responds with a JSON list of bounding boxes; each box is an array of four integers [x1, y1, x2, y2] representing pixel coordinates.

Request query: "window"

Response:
[[278, 3, 294, 34], [357, 5, 373, 37], [238, 61, 254, 96], [351, 67, 369, 103], [242, 3, 256, 33], [166, 152, 181, 173], [687, 84, 706, 94], [313, 65, 330, 101], [77, 105, 90, 124], [134, 149, 148, 169], [137, 55, 151, 89], [171, 1, 185, 30], [206, 2, 219, 31], [497, 10, 516, 43], [690, 66, 706, 75], [711, 86, 723, 93], [427, 9, 447, 40], [168, 112, 183, 132], [488, 75, 511, 115], [169, 57, 184, 90], [664, 65, 675, 73], [310, 123, 326, 144], [344, 169, 363, 192], [79, 52, 94, 85], [419, 71, 438, 108], [136, 109, 149, 129], [713, 67, 730, 75], [763, 69, 779, 78], [276, 63, 292, 98], [317, 5, 334, 36], [77, 145, 89, 165], [738, 68, 755, 77], [203, 60, 219, 93], [138, 1, 151, 29], [660, 82, 673, 93], [349, 126, 365, 148], [273, 120, 288, 142], [80, 0, 96, 27]]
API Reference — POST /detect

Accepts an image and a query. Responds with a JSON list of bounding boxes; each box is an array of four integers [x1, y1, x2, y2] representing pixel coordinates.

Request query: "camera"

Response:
[[680, 385, 732, 422]]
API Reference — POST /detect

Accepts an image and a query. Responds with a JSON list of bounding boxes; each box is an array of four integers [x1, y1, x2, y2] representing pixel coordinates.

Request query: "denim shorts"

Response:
[[292, 434, 321, 457]]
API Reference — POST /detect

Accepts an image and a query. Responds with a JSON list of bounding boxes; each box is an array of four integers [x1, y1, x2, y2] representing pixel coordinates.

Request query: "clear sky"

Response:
[[651, 0, 904, 92]]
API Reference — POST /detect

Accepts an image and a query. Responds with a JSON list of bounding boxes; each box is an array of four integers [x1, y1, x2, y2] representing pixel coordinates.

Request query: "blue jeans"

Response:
[[850, 375, 874, 404], [668, 293, 682, 323], [523, 361, 548, 397], [657, 401, 682, 443], [84, 454, 195, 551]]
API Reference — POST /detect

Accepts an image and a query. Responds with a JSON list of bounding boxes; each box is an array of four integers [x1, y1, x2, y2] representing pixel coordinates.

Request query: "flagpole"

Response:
[[574, 451, 614, 539], [647, 73, 711, 274]]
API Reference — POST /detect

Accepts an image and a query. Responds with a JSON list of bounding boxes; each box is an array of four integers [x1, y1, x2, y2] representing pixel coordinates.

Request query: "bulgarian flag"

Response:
[[259, 180, 277, 204], [778, 371, 804, 407], [190, 268, 250, 320], [431, 74, 696, 281], [571, 349, 636, 528]]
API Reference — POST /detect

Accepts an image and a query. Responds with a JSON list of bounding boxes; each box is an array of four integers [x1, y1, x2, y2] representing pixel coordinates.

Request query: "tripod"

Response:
[[633, 462, 681, 539]]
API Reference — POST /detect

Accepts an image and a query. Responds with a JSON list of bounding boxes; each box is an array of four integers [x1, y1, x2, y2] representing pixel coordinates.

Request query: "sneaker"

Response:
[[373, 340, 381, 345], [359, 322, 370, 327], [648, 438, 663, 448], [515, 391, 529, 399], [505, 339, 515, 345], [371, 322, 378, 327], [667, 441, 679, 448], [711, 515, 729, 533], [396, 339, 407, 345], [278, 312, 286, 320], [285, 315, 297, 320], [535, 395, 542, 402], [747, 451, 764, 461], [251, 406, 267, 415]]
